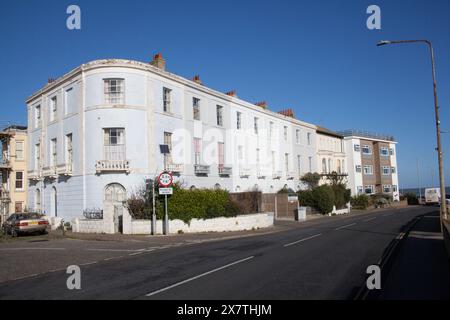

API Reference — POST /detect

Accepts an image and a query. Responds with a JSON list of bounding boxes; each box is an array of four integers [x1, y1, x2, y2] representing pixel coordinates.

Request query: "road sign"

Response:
[[159, 187, 173, 195], [158, 171, 173, 187]]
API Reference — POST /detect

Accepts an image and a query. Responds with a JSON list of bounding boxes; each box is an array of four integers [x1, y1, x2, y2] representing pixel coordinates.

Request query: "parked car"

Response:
[[2, 213, 49, 237]]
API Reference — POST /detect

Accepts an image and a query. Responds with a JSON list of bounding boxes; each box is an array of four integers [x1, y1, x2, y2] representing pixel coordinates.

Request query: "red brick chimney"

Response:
[[255, 101, 268, 109], [150, 53, 166, 70], [192, 75, 202, 85], [277, 108, 295, 118], [225, 90, 237, 97]]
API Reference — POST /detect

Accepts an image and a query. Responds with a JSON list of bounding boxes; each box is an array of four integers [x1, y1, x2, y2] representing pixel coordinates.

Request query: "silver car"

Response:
[[2, 213, 49, 237]]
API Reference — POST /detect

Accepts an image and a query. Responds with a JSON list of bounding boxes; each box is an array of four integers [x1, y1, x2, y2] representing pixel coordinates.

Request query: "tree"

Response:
[[300, 172, 321, 190]]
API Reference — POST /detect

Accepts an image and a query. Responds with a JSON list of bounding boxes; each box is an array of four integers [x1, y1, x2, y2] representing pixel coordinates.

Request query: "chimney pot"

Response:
[[226, 90, 237, 97], [192, 75, 203, 85], [150, 53, 166, 70], [255, 101, 268, 109]]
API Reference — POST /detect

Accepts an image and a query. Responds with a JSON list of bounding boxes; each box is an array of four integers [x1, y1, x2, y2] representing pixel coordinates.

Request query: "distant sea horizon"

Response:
[[401, 186, 450, 196]]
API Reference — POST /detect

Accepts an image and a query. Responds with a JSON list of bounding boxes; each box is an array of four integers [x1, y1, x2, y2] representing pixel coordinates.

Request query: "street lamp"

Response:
[[377, 39, 447, 224]]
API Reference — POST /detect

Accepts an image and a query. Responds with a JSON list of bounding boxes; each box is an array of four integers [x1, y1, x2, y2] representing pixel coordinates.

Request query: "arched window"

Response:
[[328, 159, 332, 173], [337, 160, 341, 174], [104, 183, 126, 203], [342, 160, 345, 173]]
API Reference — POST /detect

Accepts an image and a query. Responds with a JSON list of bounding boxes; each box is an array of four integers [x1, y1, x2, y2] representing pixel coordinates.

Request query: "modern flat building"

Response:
[[338, 130, 399, 201], [0, 125, 28, 224], [26, 55, 318, 227], [316, 126, 347, 184]]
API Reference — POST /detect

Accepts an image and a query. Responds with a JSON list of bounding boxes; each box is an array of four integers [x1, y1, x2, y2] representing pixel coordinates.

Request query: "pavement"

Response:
[[377, 210, 450, 300], [0, 205, 446, 300]]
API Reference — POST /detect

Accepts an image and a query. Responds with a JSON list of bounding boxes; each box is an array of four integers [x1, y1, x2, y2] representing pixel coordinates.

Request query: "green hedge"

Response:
[[350, 194, 370, 210], [156, 185, 238, 223]]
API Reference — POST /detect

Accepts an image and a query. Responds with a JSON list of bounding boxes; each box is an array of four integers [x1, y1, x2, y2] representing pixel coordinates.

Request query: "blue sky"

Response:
[[0, 0, 449, 189]]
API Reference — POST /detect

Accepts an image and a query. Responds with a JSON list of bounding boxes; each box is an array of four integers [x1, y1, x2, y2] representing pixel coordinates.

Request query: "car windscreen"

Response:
[[18, 213, 42, 220]]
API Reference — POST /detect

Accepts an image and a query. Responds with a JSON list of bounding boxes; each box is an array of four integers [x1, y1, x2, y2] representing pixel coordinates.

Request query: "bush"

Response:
[[351, 194, 370, 210], [298, 190, 315, 207], [300, 172, 321, 190], [331, 184, 351, 210], [312, 185, 335, 214], [404, 192, 419, 205]]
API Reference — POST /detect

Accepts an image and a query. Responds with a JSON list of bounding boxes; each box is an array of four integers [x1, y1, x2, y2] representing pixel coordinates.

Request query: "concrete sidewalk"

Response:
[[379, 211, 450, 300]]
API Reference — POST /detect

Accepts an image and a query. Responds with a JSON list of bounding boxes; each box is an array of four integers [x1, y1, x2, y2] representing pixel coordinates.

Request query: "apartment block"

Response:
[[339, 130, 399, 201], [0, 125, 28, 224]]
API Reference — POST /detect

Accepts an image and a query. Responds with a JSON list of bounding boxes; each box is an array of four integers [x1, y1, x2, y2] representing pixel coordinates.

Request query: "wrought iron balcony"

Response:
[[239, 167, 251, 178], [287, 172, 296, 180], [0, 189, 10, 201], [272, 171, 282, 179], [95, 160, 130, 174], [218, 165, 233, 176], [194, 164, 210, 175], [0, 157, 11, 169], [166, 163, 184, 174]]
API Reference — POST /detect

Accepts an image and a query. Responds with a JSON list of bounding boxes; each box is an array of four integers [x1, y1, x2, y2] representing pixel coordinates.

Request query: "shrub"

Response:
[[312, 185, 335, 214], [298, 190, 315, 207], [351, 194, 370, 210], [404, 192, 419, 205], [331, 184, 351, 209]]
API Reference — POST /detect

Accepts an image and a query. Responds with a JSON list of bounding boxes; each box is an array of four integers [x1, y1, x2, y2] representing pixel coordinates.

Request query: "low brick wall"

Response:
[[126, 213, 275, 235], [72, 219, 114, 234]]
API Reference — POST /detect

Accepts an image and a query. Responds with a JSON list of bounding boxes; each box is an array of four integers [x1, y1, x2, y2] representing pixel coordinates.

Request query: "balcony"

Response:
[[0, 189, 10, 201], [257, 167, 267, 179], [272, 171, 282, 180], [194, 164, 210, 175], [28, 170, 43, 181], [239, 167, 251, 178], [166, 163, 184, 175], [287, 172, 296, 180], [95, 160, 130, 174], [218, 165, 233, 177], [42, 166, 58, 178], [0, 157, 11, 170], [57, 163, 73, 176]]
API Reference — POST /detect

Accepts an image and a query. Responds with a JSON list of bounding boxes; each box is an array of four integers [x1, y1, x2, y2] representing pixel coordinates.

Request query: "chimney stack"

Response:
[[150, 53, 166, 70], [225, 90, 237, 97], [277, 108, 295, 118], [48, 78, 56, 84], [255, 101, 268, 109], [192, 75, 202, 85]]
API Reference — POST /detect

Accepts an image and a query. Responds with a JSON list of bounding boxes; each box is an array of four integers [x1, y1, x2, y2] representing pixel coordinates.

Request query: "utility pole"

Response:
[[417, 159, 422, 200]]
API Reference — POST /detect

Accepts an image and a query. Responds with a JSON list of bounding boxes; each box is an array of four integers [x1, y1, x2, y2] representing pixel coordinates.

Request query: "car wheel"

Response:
[[11, 229, 18, 237]]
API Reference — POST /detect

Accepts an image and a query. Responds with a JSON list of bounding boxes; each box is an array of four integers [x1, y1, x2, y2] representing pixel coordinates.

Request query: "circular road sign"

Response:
[[158, 171, 173, 187]]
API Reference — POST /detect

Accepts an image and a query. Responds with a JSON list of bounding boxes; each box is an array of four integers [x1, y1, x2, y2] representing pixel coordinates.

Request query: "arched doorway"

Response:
[[104, 183, 126, 233], [50, 187, 57, 217]]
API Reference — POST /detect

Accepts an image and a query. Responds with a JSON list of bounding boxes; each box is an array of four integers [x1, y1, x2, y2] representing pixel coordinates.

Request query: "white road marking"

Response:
[[86, 248, 146, 252], [145, 256, 255, 297], [283, 234, 322, 247], [129, 252, 144, 256], [363, 217, 377, 222], [334, 223, 356, 231], [80, 261, 98, 266]]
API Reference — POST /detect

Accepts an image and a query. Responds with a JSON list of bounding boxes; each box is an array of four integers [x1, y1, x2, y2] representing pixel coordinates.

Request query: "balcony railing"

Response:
[[42, 166, 58, 178], [57, 163, 73, 176], [194, 164, 210, 175], [218, 165, 232, 176], [166, 163, 184, 174], [239, 167, 251, 178], [272, 171, 282, 179], [95, 160, 130, 174], [287, 172, 296, 180], [0, 190, 10, 201], [0, 157, 11, 169]]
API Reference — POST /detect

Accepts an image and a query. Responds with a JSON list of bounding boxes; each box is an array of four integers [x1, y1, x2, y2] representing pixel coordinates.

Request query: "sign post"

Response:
[[158, 171, 173, 235]]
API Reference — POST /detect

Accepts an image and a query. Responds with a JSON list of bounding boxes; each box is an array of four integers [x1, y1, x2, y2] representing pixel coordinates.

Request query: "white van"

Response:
[[425, 188, 440, 205]]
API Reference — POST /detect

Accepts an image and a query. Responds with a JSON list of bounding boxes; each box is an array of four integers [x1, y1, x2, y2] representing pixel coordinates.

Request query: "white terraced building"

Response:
[[26, 54, 318, 225]]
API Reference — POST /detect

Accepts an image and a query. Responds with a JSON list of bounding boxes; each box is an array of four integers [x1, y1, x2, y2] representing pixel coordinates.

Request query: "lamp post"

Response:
[[377, 39, 447, 223]]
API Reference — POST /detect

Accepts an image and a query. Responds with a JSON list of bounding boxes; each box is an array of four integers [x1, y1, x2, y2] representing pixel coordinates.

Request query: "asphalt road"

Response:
[[0, 206, 439, 300]]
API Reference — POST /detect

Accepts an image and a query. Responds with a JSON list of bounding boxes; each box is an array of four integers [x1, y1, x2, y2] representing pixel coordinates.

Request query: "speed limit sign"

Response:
[[158, 171, 173, 187]]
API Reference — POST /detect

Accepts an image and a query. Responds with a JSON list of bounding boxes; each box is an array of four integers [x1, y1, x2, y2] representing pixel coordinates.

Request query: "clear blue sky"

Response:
[[1, 0, 449, 189]]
